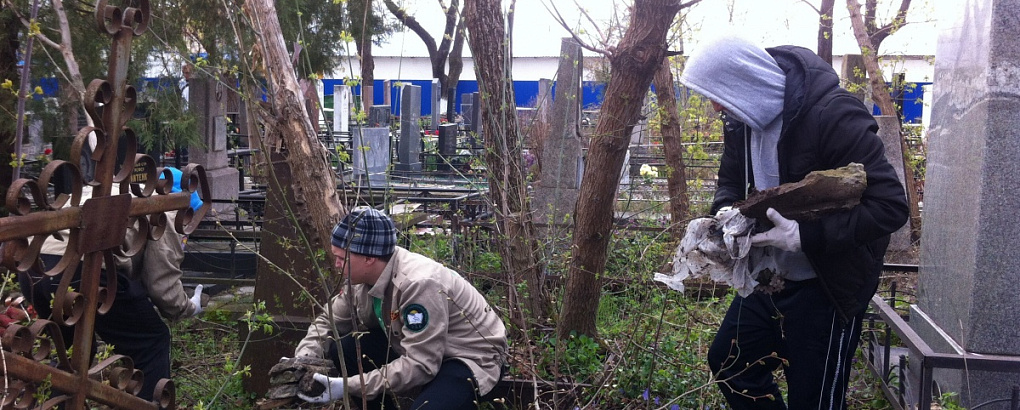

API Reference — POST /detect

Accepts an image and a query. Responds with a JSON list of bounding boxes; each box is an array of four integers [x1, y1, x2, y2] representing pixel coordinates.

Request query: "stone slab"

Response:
[[352, 126, 391, 186], [333, 84, 351, 134], [912, 0, 1020, 406], [368, 105, 391, 128], [397, 85, 422, 172]]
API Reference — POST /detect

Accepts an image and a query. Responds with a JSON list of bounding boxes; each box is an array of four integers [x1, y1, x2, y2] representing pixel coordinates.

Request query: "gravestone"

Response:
[[470, 91, 483, 139], [368, 105, 391, 127], [244, 151, 328, 396], [352, 126, 391, 186], [383, 80, 392, 105], [874, 115, 911, 251], [396, 85, 423, 172], [333, 84, 352, 135], [537, 78, 553, 123], [534, 38, 584, 244], [517, 107, 537, 129], [910, 0, 1020, 406], [189, 74, 239, 210], [437, 123, 459, 171], [629, 95, 651, 153], [431, 79, 441, 132], [461, 93, 474, 127]]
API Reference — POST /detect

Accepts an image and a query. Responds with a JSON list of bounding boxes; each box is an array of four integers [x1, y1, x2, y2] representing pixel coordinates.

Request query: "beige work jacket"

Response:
[[295, 246, 508, 398], [39, 185, 196, 320]]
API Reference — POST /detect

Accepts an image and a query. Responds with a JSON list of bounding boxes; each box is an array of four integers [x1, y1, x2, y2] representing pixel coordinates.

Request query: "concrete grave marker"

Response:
[[368, 105, 391, 127], [189, 74, 239, 208], [534, 38, 584, 254], [396, 85, 423, 172], [333, 84, 351, 134], [431, 79, 441, 132], [352, 126, 391, 186], [437, 123, 458, 171], [910, 0, 1020, 406]]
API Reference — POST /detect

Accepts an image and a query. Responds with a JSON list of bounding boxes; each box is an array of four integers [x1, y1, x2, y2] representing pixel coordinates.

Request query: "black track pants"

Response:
[[707, 278, 864, 410]]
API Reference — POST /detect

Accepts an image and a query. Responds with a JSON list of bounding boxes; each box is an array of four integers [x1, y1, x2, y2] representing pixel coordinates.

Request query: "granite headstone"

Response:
[[910, 0, 1020, 406], [368, 105, 391, 128], [351, 126, 391, 186], [534, 38, 584, 250], [396, 85, 422, 172]]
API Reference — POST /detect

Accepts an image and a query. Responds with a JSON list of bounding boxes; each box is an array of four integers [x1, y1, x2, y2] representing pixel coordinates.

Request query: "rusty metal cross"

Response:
[[0, 1, 209, 408]]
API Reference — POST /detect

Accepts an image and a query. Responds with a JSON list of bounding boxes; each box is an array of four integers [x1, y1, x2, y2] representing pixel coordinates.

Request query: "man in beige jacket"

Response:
[[20, 168, 203, 401], [295, 208, 508, 409]]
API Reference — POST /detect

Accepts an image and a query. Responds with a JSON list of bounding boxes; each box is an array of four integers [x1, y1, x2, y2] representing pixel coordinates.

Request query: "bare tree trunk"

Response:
[[846, 0, 921, 242], [558, 0, 682, 339], [383, 0, 462, 95], [818, 0, 835, 64], [463, 0, 549, 325], [652, 58, 689, 235], [242, 0, 345, 256], [447, 14, 467, 105], [0, 7, 18, 210]]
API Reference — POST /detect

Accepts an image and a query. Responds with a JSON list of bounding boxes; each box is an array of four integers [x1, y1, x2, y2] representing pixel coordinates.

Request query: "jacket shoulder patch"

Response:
[[402, 304, 429, 332]]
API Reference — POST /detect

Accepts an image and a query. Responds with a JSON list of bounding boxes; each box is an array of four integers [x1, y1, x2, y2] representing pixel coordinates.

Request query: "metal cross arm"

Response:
[[0, 1, 211, 408]]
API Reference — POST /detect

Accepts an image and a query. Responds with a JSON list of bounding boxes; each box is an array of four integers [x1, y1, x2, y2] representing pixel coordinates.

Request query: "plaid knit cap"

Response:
[[331, 208, 397, 257]]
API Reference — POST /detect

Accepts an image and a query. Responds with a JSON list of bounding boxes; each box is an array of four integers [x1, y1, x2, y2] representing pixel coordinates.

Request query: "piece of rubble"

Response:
[[263, 356, 338, 406], [736, 163, 867, 221]]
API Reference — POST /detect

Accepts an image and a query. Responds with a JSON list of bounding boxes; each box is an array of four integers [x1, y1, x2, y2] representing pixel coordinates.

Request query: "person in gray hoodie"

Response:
[[679, 36, 908, 409]]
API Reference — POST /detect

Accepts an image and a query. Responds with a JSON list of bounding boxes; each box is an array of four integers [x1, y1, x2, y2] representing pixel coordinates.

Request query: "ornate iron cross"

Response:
[[0, 1, 209, 408]]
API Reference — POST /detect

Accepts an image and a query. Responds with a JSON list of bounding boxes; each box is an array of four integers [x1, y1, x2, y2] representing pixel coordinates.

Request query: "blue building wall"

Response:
[[37, 77, 928, 124], [322, 79, 608, 117]]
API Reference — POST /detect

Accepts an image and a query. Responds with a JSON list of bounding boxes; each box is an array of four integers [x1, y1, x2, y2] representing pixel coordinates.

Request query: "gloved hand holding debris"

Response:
[[654, 163, 867, 297], [654, 207, 763, 296]]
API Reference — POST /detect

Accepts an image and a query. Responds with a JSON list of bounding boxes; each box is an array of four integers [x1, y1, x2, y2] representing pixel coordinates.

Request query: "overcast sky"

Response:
[[372, 0, 938, 57]]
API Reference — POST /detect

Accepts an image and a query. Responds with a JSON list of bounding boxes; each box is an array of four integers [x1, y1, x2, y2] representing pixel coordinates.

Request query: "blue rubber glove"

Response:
[[750, 208, 801, 252], [297, 373, 346, 403]]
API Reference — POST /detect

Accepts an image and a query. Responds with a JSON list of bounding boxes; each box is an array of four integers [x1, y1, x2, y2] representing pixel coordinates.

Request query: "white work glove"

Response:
[[297, 373, 346, 403], [750, 208, 802, 252], [714, 206, 733, 218], [190, 284, 204, 317]]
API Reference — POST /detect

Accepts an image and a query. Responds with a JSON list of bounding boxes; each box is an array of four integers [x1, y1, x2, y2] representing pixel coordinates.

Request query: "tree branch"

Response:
[[382, 0, 439, 59], [542, 0, 611, 57], [798, 0, 822, 14], [870, 0, 912, 48]]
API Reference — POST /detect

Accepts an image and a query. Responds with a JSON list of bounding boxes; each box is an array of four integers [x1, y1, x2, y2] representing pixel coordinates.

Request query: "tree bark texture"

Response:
[[242, 0, 345, 261], [463, 0, 549, 324], [846, 0, 921, 241], [559, 0, 681, 339], [817, 0, 835, 64], [350, 0, 375, 111], [652, 58, 690, 236], [0, 8, 18, 211]]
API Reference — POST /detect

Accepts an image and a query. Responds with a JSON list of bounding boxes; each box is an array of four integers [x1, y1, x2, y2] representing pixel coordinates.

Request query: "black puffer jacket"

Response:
[[711, 45, 909, 322]]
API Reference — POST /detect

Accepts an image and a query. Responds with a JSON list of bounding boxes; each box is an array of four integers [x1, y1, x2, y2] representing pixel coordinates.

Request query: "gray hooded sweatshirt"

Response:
[[679, 36, 816, 282]]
